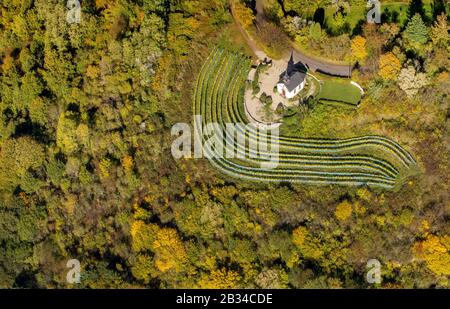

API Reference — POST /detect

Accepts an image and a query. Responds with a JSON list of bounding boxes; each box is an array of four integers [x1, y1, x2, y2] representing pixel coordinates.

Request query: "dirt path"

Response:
[[229, 0, 266, 60], [255, 0, 266, 24]]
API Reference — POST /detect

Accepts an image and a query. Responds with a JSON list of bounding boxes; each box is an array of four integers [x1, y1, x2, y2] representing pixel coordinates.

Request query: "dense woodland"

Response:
[[0, 0, 449, 288]]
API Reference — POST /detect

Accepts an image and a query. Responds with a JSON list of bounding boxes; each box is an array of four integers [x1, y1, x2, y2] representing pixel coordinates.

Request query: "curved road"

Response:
[[252, 0, 352, 77], [292, 50, 352, 77]]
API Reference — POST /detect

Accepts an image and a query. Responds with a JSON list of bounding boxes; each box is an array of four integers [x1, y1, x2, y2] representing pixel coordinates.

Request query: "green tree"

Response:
[[0, 137, 45, 192], [404, 13, 429, 45], [309, 22, 323, 41], [131, 254, 155, 283]]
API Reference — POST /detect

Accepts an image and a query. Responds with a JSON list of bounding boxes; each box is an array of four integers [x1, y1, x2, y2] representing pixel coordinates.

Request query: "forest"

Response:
[[0, 0, 448, 288]]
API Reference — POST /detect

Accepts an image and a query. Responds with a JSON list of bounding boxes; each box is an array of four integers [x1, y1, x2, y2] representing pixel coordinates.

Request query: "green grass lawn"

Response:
[[324, 1, 434, 33], [317, 80, 362, 107], [324, 5, 367, 33]]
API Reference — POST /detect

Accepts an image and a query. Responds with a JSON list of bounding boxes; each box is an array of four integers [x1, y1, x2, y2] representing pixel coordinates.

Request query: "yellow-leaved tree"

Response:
[[2, 55, 14, 71], [413, 235, 450, 276], [292, 226, 323, 260], [335, 200, 353, 222], [351, 35, 368, 63], [152, 227, 188, 273], [131, 220, 188, 279], [233, 1, 255, 30], [378, 52, 401, 80], [197, 268, 240, 288], [130, 220, 158, 252], [121, 155, 134, 172], [56, 112, 79, 155]]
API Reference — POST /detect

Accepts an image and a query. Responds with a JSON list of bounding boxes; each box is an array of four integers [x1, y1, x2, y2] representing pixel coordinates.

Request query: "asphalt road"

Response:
[[292, 50, 352, 77]]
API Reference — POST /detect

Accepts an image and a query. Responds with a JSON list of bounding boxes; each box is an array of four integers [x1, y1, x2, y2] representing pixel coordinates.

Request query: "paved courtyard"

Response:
[[245, 59, 294, 124]]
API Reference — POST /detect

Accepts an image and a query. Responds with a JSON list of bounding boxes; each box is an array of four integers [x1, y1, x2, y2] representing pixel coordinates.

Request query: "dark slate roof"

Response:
[[280, 71, 306, 92]]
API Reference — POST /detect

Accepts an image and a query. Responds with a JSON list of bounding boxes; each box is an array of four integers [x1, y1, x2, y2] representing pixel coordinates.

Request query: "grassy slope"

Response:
[[217, 21, 255, 58]]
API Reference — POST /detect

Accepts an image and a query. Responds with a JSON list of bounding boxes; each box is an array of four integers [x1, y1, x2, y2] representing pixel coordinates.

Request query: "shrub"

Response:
[[335, 200, 353, 221]]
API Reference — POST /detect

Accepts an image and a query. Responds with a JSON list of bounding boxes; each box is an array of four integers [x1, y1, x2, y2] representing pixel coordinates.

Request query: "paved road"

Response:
[[254, 0, 352, 77], [292, 50, 352, 77]]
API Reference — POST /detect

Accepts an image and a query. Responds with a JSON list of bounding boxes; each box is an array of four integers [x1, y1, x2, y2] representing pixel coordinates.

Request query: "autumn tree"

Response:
[[379, 23, 400, 44], [378, 52, 402, 80], [430, 13, 449, 48], [335, 200, 353, 222], [255, 268, 288, 288], [292, 226, 323, 261], [0, 137, 45, 192], [152, 227, 188, 273], [197, 268, 240, 288], [130, 220, 158, 253], [425, 47, 448, 75], [413, 235, 450, 276], [397, 66, 429, 98], [351, 35, 368, 63], [0, 0, 448, 290], [56, 112, 80, 155], [233, 1, 255, 30], [131, 254, 155, 283]]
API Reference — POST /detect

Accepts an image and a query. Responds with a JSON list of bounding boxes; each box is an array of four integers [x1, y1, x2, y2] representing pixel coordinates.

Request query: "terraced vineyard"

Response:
[[193, 49, 416, 189]]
